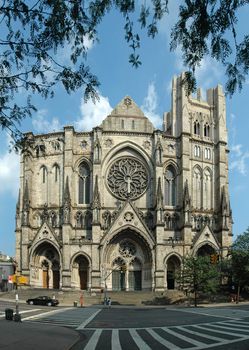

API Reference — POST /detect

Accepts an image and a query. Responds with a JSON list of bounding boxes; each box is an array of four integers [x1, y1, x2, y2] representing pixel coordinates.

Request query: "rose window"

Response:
[[119, 240, 136, 258], [107, 157, 148, 200]]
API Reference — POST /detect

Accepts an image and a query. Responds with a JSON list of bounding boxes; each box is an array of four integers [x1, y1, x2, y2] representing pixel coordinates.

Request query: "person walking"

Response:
[[107, 296, 111, 308]]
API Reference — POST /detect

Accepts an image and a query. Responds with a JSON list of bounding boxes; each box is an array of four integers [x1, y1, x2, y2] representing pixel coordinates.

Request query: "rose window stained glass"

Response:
[[119, 240, 136, 258], [107, 157, 148, 200]]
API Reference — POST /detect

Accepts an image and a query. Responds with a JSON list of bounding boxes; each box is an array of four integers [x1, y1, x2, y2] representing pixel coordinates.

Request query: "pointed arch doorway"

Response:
[[103, 229, 153, 291], [30, 242, 60, 289], [166, 255, 181, 290], [74, 255, 89, 290]]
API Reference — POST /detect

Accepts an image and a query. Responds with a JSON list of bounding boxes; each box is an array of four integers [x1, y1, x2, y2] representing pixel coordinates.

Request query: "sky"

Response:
[[1, 3, 249, 257]]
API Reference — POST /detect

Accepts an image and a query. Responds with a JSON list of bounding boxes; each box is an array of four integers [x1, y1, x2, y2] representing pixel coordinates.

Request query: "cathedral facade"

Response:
[[15, 74, 232, 292]]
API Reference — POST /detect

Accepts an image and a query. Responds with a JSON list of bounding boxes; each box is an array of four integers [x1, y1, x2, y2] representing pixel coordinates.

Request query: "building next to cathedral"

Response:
[[15, 73, 233, 292]]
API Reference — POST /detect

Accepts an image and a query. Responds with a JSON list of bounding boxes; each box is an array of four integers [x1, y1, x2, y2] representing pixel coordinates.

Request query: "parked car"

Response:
[[26, 296, 59, 306]]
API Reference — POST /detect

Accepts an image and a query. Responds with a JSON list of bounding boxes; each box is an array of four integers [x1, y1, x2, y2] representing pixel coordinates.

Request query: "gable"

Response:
[[31, 222, 60, 248], [101, 201, 155, 247]]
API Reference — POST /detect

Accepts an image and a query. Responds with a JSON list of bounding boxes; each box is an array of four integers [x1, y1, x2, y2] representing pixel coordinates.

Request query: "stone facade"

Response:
[[15, 74, 232, 292]]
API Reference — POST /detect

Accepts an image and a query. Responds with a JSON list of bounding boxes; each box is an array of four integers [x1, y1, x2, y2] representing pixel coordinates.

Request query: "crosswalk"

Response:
[[22, 307, 101, 329], [80, 319, 249, 350]]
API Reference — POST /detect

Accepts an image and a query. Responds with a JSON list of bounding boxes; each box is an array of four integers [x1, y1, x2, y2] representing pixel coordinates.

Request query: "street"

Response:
[[1, 300, 249, 349]]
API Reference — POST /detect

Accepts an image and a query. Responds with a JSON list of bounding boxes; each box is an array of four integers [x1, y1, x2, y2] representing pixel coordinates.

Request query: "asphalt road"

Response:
[[1, 300, 249, 350]]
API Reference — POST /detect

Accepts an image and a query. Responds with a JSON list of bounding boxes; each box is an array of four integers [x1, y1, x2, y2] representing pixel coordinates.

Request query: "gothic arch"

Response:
[[101, 141, 154, 176], [78, 161, 91, 204], [30, 238, 61, 261], [73, 156, 93, 172], [100, 227, 155, 291], [164, 253, 182, 290], [29, 240, 61, 289], [193, 241, 219, 256], [70, 252, 92, 290], [192, 165, 202, 208], [203, 167, 212, 209], [39, 165, 48, 204], [70, 251, 92, 269], [51, 163, 61, 206], [163, 162, 178, 206]]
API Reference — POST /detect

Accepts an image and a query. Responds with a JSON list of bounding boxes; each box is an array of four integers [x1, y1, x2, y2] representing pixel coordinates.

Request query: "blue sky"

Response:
[[1, 4, 249, 257]]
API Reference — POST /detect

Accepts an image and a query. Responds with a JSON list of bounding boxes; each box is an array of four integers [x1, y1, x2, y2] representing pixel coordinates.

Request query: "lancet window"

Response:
[[78, 162, 90, 204]]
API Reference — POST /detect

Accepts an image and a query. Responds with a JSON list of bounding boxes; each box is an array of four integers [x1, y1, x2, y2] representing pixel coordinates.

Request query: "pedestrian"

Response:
[[107, 296, 111, 308], [80, 293, 84, 307]]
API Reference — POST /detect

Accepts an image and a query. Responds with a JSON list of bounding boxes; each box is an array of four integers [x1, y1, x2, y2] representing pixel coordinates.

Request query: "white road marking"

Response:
[[76, 309, 101, 330], [176, 325, 223, 342], [193, 324, 243, 336], [147, 328, 180, 349], [112, 329, 122, 350], [21, 307, 73, 321], [171, 308, 242, 320], [84, 329, 102, 350], [129, 329, 152, 350], [162, 327, 206, 347]]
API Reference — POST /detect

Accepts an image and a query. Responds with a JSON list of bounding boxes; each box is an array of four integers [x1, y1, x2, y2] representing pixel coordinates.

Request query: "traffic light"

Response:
[[210, 254, 219, 264]]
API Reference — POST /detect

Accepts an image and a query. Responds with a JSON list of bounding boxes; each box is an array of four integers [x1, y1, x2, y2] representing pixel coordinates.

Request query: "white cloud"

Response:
[[32, 109, 62, 133], [230, 151, 249, 175], [229, 112, 249, 175], [75, 94, 113, 131], [172, 47, 224, 91], [231, 144, 242, 157], [0, 135, 20, 197], [158, 0, 181, 42], [55, 35, 94, 64], [141, 82, 162, 129]]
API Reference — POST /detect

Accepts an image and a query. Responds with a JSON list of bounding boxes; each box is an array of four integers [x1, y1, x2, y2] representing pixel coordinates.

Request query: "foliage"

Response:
[[231, 227, 249, 290], [177, 255, 220, 306], [1, 1, 249, 149], [171, 0, 249, 96]]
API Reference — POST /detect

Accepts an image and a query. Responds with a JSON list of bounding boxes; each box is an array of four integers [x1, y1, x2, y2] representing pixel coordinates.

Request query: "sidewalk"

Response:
[[0, 319, 79, 350]]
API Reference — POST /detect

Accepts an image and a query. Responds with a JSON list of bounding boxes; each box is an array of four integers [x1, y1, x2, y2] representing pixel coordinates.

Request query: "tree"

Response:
[[231, 227, 249, 302], [177, 255, 220, 307], [1, 1, 249, 149]]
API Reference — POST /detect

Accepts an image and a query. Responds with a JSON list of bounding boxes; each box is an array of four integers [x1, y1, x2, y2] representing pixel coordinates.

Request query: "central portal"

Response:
[[104, 229, 153, 291]]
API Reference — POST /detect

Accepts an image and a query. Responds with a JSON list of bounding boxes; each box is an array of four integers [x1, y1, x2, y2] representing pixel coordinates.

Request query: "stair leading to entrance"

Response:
[[0, 288, 186, 306]]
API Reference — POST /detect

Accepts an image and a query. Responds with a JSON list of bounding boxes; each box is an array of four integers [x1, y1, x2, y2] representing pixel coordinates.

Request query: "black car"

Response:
[[26, 296, 59, 306]]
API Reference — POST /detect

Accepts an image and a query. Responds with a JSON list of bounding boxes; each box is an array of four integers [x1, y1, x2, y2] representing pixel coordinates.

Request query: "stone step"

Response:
[[0, 288, 186, 306]]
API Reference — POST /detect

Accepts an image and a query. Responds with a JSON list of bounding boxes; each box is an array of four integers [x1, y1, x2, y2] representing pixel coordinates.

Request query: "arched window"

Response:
[[132, 120, 135, 129], [194, 145, 200, 157], [76, 211, 83, 228], [194, 121, 200, 136], [204, 123, 210, 138], [85, 211, 92, 230], [204, 148, 211, 160], [78, 162, 90, 204], [164, 165, 177, 206], [50, 211, 57, 227], [203, 168, 212, 209], [54, 164, 60, 182], [41, 166, 47, 183], [193, 167, 202, 208]]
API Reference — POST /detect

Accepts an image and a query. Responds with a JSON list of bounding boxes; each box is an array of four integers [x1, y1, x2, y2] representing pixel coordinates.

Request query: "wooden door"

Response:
[[53, 270, 60, 289], [134, 271, 142, 290], [43, 270, 49, 289], [79, 270, 87, 290]]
